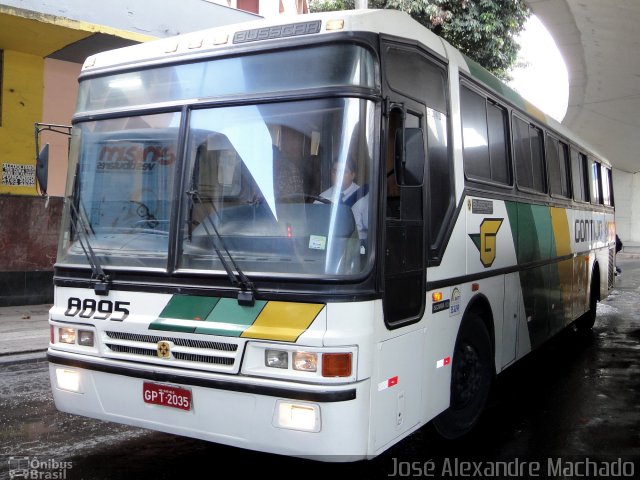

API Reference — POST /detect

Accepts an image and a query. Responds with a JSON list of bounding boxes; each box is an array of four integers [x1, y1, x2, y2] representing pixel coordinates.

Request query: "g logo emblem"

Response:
[[157, 341, 171, 359], [470, 218, 503, 267]]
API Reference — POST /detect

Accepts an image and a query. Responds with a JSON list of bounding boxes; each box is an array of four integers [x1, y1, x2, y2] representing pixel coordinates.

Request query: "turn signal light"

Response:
[[322, 353, 352, 377]]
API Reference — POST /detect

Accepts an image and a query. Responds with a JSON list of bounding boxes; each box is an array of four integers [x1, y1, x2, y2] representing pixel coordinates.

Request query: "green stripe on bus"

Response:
[[158, 295, 220, 321], [505, 202, 555, 264], [504, 201, 574, 348], [194, 298, 267, 336], [149, 295, 220, 332]]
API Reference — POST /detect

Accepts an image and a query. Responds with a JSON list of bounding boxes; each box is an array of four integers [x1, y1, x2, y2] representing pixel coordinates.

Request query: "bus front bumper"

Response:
[[48, 349, 371, 461]]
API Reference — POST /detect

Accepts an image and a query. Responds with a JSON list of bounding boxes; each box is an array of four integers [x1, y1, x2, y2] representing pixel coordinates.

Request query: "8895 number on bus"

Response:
[[64, 297, 130, 321]]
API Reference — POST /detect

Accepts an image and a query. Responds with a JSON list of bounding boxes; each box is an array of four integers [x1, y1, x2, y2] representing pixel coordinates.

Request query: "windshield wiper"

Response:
[[186, 189, 256, 306], [67, 199, 110, 295]]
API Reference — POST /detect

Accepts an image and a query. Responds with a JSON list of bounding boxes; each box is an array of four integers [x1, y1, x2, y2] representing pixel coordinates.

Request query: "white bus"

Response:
[[47, 9, 615, 461]]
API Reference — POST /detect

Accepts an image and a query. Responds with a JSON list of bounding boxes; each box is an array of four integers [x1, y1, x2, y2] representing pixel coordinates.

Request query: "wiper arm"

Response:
[[187, 189, 255, 306], [67, 198, 110, 295]]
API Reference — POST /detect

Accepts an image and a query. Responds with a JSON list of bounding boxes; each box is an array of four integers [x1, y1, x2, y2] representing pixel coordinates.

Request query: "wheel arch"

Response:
[[461, 293, 496, 376]]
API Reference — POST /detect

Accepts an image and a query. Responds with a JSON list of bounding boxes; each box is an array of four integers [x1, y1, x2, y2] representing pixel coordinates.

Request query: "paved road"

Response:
[[0, 304, 49, 356]]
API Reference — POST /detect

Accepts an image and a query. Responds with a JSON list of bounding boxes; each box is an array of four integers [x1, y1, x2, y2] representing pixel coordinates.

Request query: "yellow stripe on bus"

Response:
[[550, 207, 574, 324], [550, 207, 572, 256], [241, 302, 324, 341]]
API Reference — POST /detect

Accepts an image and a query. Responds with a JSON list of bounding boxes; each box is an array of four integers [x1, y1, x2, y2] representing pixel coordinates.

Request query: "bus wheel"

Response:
[[432, 314, 492, 439], [577, 273, 599, 332]]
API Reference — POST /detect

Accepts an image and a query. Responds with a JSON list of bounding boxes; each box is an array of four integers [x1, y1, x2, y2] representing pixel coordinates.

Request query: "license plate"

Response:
[[143, 382, 192, 411]]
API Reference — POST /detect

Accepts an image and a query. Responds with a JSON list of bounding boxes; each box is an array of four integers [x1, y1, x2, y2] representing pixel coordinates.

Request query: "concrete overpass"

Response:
[[528, 0, 640, 247]]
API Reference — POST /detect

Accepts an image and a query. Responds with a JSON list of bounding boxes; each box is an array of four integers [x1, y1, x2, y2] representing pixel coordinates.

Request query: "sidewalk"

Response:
[[0, 303, 51, 360]]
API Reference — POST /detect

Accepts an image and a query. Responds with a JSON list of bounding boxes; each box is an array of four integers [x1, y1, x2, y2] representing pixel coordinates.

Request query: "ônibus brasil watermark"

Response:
[[7, 457, 73, 479], [388, 457, 636, 478]]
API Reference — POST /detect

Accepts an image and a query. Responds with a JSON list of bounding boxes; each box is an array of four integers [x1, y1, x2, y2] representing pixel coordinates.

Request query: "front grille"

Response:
[[105, 331, 238, 352], [173, 352, 234, 365], [103, 330, 242, 372]]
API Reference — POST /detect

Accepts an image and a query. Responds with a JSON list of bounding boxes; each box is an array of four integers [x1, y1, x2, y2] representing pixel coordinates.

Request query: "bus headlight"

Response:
[[59, 327, 77, 344], [250, 344, 355, 382], [54, 326, 95, 347], [292, 352, 317, 372], [265, 349, 288, 369], [78, 330, 95, 347]]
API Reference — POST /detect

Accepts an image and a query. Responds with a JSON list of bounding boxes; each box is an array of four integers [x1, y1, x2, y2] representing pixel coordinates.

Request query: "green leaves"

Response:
[[309, 0, 530, 80]]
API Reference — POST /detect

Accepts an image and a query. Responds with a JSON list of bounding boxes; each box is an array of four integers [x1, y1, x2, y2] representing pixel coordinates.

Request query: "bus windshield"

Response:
[[58, 98, 376, 277], [58, 112, 180, 270], [180, 98, 374, 276]]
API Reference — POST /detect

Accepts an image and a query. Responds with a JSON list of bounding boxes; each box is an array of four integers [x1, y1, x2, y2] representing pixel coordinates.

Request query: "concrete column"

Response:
[[612, 168, 640, 248]]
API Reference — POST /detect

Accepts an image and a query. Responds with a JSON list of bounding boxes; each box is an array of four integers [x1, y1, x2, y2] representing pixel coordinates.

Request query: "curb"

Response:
[[0, 350, 47, 366]]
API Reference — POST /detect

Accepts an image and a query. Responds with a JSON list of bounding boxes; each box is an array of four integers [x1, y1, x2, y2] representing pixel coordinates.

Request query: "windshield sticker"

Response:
[[309, 235, 327, 250]]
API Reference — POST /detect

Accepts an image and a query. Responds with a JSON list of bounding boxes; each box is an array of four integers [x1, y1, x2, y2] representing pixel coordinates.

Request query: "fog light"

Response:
[[59, 328, 77, 344], [78, 330, 94, 347], [265, 349, 288, 369], [274, 400, 320, 432], [292, 351, 317, 372], [55, 368, 81, 393]]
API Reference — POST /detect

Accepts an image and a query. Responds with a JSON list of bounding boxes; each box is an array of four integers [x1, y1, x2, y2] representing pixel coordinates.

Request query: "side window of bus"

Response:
[[384, 107, 425, 326], [545, 134, 571, 198], [570, 148, 589, 202], [386, 109, 422, 221], [589, 159, 602, 204], [513, 115, 545, 193], [602, 166, 613, 206], [461, 85, 510, 185], [383, 41, 452, 261]]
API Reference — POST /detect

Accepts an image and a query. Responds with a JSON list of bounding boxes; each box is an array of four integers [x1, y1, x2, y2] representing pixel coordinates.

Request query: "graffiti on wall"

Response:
[[2, 163, 36, 187]]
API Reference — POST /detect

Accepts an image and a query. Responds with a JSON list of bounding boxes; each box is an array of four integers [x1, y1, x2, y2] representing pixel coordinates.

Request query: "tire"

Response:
[[432, 314, 493, 439], [577, 272, 599, 332]]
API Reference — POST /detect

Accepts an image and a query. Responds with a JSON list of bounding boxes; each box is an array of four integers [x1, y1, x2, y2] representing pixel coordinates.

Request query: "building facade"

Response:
[[0, 0, 260, 305]]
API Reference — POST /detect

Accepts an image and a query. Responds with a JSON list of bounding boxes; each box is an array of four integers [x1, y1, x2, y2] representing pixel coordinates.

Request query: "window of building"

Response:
[[513, 115, 545, 192], [461, 85, 509, 184], [546, 133, 571, 198]]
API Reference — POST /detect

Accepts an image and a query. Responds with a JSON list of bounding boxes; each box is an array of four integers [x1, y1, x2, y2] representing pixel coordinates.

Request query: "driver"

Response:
[[318, 160, 368, 247]]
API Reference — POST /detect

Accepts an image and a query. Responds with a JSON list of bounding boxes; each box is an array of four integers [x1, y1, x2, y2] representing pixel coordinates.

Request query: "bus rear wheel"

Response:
[[432, 314, 492, 440], [577, 272, 599, 332]]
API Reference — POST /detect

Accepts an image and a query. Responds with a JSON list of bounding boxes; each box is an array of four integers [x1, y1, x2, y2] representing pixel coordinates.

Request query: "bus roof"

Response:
[[81, 8, 610, 167], [80, 9, 447, 73]]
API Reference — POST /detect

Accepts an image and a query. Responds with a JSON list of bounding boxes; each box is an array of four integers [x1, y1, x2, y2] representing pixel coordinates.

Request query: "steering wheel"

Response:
[[130, 201, 159, 228]]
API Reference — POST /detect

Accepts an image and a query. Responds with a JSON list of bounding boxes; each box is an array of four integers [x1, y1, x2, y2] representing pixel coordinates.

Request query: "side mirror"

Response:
[[36, 143, 49, 195], [394, 127, 424, 186]]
